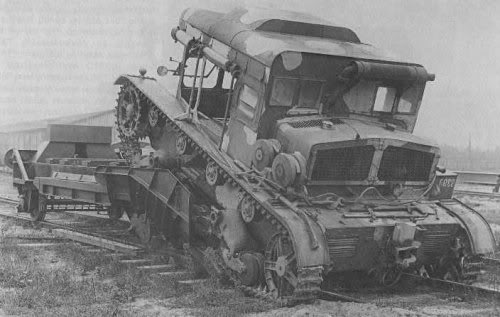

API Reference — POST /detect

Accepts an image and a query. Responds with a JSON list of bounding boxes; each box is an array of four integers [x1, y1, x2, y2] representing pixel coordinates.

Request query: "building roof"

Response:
[[180, 7, 411, 67], [0, 109, 114, 133]]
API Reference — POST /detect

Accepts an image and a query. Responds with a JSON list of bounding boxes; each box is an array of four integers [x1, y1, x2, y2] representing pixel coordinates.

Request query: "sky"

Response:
[[1, 0, 499, 149]]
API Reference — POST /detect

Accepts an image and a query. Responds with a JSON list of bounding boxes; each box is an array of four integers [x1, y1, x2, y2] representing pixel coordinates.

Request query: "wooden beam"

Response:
[[52, 228, 141, 254]]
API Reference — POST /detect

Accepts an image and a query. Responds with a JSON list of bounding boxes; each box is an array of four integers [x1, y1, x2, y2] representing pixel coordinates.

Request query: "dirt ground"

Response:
[[1, 173, 500, 316]]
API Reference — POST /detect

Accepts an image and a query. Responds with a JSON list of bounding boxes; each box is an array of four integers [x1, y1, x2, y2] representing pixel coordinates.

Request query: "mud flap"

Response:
[[438, 199, 496, 255]]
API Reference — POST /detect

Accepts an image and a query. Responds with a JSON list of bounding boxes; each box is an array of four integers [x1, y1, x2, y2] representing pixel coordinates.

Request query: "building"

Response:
[[0, 109, 118, 164]]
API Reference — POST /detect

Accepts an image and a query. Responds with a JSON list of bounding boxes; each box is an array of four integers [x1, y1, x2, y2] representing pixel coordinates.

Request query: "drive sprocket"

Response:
[[116, 85, 149, 139], [115, 85, 149, 163]]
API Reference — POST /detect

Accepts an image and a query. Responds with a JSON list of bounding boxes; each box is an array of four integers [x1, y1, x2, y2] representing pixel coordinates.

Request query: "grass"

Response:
[[0, 220, 279, 316]]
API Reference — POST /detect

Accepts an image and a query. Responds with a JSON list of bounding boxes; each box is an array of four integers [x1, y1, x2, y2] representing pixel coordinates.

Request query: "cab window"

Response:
[[373, 86, 397, 112], [299, 80, 323, 108], [269, 77, 323, 109]]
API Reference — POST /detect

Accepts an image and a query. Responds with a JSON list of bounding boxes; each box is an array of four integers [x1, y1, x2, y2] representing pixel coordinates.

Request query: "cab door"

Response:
[[223, 79, 263, 167]]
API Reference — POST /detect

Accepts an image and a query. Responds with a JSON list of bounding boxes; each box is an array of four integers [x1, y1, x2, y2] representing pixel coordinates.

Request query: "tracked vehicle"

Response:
[[8, 7, 496, 302]]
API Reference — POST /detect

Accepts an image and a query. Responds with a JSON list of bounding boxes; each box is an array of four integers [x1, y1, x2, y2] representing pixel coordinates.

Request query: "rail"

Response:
[[453, 170, 500, 187]]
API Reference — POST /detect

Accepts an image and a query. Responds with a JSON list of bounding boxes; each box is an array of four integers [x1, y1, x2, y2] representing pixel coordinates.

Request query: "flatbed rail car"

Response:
[[5, 124, 125, 220], [7, 7, 497, 303]]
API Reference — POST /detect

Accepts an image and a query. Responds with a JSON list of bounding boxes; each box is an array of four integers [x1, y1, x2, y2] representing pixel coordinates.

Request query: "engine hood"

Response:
[[275, 117, 438, 160]]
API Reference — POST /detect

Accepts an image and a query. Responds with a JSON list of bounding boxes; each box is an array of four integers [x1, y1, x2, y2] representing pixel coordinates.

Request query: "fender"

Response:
[[438, 198, 496, 255], [115, 75, 185, 118]]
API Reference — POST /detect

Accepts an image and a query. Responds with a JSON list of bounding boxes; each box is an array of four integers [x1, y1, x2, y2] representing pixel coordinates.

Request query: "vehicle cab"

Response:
[[170, 7, 438, 194]]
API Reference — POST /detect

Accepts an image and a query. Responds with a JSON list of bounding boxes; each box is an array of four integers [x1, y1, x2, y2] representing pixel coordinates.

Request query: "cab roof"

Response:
[[179, 7, 410, 67]]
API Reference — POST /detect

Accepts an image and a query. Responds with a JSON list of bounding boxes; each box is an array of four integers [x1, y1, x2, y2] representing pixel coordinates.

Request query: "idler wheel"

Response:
[[264, 234, 298, 299], [239, 252, 264, 286], [116, 86, 149, 139]]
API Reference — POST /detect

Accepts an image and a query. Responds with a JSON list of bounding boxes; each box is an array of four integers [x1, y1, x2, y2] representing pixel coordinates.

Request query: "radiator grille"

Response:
[[378, 146, 434, 181], [311, 146, 374, 181], [288, 118, 344, 129], [421, 231, 451, 257], [327, 236, 359, 259]]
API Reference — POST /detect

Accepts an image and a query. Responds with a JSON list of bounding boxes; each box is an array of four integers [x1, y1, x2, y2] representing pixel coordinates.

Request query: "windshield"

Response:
[[269, 76, 421, 117], [270, 78, 323, 109], [326, 80, 420, 115]]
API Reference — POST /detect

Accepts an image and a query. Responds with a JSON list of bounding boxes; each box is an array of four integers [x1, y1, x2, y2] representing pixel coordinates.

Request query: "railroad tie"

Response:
[[136, 264, 176, 273]]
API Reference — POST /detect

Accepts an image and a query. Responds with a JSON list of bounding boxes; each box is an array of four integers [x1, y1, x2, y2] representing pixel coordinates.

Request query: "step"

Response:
[[137, 264, 176, 272]]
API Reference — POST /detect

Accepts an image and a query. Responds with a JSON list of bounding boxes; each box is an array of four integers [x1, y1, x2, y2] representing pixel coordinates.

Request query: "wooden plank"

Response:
[[52, 228, 141, 254]]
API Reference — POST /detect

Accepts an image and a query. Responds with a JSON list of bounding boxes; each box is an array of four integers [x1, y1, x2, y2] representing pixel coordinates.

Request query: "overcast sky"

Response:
[[1, 0, 499, 149]]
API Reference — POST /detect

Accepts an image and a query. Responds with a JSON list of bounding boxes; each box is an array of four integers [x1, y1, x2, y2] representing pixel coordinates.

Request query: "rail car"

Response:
[[6, 7, 496, 302]]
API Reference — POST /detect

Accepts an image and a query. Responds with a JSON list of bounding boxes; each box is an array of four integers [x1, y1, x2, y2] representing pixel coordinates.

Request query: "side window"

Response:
[[222, 72, 233, 89], [182, 58, 219, 88], [237, 85, 259, 120], [373, 86, 396, 112], [398, 98, 413, 113]]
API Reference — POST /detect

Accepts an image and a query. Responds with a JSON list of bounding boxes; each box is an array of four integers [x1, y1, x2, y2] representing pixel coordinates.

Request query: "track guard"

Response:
[[438, 199, 496, 255]]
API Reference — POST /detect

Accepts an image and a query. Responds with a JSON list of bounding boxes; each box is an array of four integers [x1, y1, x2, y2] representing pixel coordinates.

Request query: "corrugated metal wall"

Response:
[[0, 110, 118, 165]]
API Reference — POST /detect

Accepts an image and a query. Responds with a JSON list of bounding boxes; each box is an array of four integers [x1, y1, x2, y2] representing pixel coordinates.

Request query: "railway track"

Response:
[[2, 195, 500, 309], [454, 189, 500, 199], [0, 199, 201, 283]]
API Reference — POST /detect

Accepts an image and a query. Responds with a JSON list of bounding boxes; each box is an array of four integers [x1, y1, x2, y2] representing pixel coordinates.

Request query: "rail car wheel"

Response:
[[18, 194, 27, 213], [264, 234, 298, 299], [28, 190, 46, 222]]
